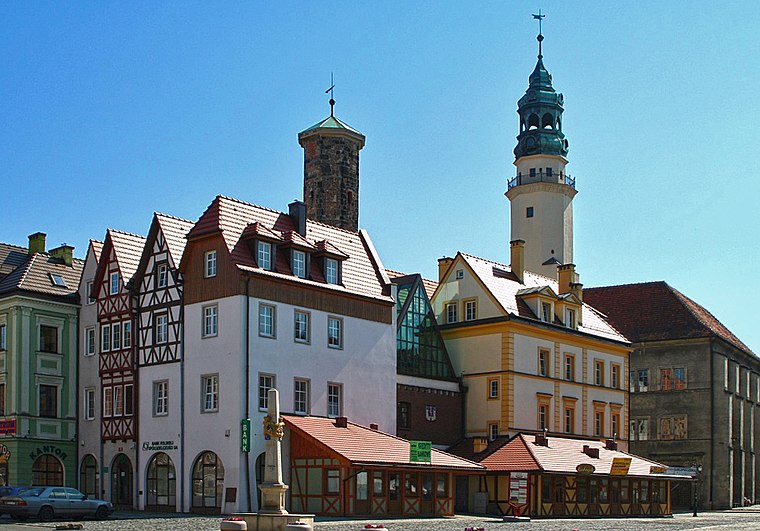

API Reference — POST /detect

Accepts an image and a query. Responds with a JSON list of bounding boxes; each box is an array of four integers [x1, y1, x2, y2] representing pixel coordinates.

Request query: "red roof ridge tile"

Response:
[[154, 211, 194, 224], [107, 228, 146, 239], [458, 252, 558, 285], [216, 194, 286, 217]]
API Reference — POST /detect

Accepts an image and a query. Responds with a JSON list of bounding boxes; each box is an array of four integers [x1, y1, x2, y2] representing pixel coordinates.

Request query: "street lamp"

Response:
[[692, 464, 703, 517]]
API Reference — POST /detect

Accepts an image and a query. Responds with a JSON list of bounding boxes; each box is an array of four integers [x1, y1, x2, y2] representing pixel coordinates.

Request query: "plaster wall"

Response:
[[446, 334, 501, 375]]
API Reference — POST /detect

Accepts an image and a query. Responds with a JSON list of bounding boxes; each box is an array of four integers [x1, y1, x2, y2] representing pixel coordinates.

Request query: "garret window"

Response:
[[314, 240, 348, 286]]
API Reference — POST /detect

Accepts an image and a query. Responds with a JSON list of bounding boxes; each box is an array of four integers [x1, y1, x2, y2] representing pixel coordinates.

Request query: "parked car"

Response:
[[0, 487, 31, 517], [0, 486, 113, 521]]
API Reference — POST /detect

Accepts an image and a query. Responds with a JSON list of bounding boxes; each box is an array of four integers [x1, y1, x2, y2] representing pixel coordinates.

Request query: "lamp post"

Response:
[[692, 464, 703, 517]]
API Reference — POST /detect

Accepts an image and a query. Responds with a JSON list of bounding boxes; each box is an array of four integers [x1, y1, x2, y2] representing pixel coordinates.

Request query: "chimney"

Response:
[[582, 445, 600, 458], [510, 240, 525, 282], [437, 257, 454, 282], [288, 200, 307, 236], [570, 282, 583, 302], [28, 232, 46, 255], [604, 438, 618, 451], [49, 245, 74, 266], [369, 423, 378, 431], [334, 416, 348, 428], [534, 432, 548, 446], [473, 438, 488, 453], [557, 263, 577, 295]]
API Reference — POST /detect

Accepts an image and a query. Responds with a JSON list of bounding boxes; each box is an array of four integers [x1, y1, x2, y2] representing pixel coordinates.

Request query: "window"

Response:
[[203, 305, 218, 338], [630, 418, 649, 441], [49, 273, 66, 287], [595, 410, 604, 437], [112, 322, 121, 350], [85, 327, 96, 356], [101, 324, 111, 352], [258, 304, 275, 338], [114, 385, 123, 416], [155, 314, 168, 344], [538, 403, 548, 430], [39, 384, 57, 418], [0, 383, 5, 416], [464, 300, 477, 321], [204, 250, 217, 278], [488, 379, 499, 399], [39, 325, 57, 353], [327, 317, 342, 349], [259, 374, 274, 411], [637, 369, 649, 392], [455, 269, 464, 279], [564, 355, 575, 381], [674, 368, 686, 390], [291, 250, 307, 278], [324, 258, 340, 284], [327, 384, 342, 417], [294, 311, 309, 343], [326, 469, 340, 494], [294, 379, 309, 414], [565, 308, 576, 328], [84, 388, 95, 420], [109, 272, 119, 295], [489, 423, 499, 441], [124, 384, 133, 416], [445, 302, 457, 324], [526, 206, 534, 218], [546, 167, 553, 176], [659, 415, 687, 440], [594, 360, 604, 386], [529, 168, 536, 177], [202, 375, 219, 412], [660, 368, 672, 391], [538, 349, 550, 377], [86, 281, 94, 304], [612, 411, 621, 438], [611, 364, 620, 389], [156, 263, 168, 288], [123, 322, 132, 348], [564, 406, 575, 433], [154, 381, 168, 416], [103, 387, 113, 417], [0, 324, 5, 350], [257, 241, 272, 271], [398, 401, 411, 430], [540, 302, 552, 323]]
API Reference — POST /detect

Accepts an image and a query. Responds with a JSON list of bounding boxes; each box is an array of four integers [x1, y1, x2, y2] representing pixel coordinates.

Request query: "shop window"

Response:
[[620, 479, 630, 503], [147, 452, 176, 509], [326, 469, 340, 495], [389, 473, 400, 501], [191, 452, 224, 511], [599, 478, 608, 503], [436, 474, 448, 497], [405, 473, 419, 497], [589, 478, 598, 504], [553, 477, 564, 503], [421, 474, 433, 501], [32, 455, 63, 486], [576, 477, 587, 503], [356, 471, 368, 501], [373, 471, 385, 496]]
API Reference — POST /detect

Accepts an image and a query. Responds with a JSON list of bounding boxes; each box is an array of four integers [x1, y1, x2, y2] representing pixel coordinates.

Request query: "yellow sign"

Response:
[[610, 457, 632, 476]]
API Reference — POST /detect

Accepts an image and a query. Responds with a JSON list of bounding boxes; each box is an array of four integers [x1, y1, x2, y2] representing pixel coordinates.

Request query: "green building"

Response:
[[0, 233, 83, 486]]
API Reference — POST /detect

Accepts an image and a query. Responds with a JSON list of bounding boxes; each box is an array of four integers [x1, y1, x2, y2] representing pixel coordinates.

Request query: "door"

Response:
[[455, 476, 469, 513], [388, 473, 401, 515], [111, 454, 133, 508], [355, 471, 369, 514], [420, 473, 434, 515]]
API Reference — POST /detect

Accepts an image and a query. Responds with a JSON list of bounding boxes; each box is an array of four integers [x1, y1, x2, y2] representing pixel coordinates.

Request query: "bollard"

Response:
[[220, 517, 247, 531], [286, 522, 313, 531]]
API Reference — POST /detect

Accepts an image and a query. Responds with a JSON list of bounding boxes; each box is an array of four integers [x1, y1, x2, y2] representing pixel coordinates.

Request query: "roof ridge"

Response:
[[0, 242, 28, 252], [108, 228, 146, 239], [89, 239, 104, 245], [154, 211, 195, 224], [217, 195, 285, 216], [16, 254, 37, 287], [585, 280, 667, 291], [459, 252, 558, 284]]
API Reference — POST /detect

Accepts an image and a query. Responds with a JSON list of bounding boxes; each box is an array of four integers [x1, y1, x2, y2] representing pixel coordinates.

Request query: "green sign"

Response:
[[410, 440, 431, 463], [241, 418, 251, 453]]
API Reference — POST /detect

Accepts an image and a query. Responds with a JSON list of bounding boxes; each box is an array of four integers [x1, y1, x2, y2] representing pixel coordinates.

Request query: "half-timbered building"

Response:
[[91, 229, 146, 508], [131, 213, 193, 512]]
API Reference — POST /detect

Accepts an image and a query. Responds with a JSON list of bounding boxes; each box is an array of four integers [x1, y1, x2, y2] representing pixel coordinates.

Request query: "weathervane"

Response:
[[325, 72, 335, 116], [532, 10, 545, 57]]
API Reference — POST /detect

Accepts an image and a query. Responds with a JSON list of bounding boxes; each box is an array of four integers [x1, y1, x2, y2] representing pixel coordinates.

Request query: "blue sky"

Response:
[[2, 2, 759, 352]]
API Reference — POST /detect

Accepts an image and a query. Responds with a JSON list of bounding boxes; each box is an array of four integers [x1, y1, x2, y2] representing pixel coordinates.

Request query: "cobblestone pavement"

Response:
[[1, 510, 760, 531]]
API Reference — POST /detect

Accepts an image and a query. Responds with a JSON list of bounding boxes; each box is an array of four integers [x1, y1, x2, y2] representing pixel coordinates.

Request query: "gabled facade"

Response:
[[131, 213, 194, 512], [178, 195, 396, 514], [0, 233, 83, 488], [432, 251, 630, 449], [585, 281, 760, 510], [89, 229, 146, 508]]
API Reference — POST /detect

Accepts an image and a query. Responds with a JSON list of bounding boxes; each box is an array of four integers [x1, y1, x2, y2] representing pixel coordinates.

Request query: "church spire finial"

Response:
[[325, 72, 336, 117], [532, 10, 545, 58]]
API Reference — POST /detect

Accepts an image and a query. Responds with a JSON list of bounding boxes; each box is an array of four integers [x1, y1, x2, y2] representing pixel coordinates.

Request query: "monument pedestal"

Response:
[[259, 482, 288, 514], [230, 512, 315, 531]]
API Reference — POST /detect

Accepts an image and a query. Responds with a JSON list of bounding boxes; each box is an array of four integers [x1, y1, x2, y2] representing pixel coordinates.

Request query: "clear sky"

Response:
[[2, 2, 759, 352]]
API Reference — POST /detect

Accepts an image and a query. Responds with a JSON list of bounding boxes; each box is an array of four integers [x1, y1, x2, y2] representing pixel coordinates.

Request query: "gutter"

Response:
[[179, 271, 186, 512], [244, 277, 252, 512]]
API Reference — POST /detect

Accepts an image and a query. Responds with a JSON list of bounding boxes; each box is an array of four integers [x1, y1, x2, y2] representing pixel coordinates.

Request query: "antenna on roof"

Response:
[[325, 72, 336, 116]]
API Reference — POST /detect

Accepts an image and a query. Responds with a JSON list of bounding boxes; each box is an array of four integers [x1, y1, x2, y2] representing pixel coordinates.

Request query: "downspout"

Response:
[[710, 337, 715, 506], [178, 272, 186, 512], [132, 291, 140, 510], [245, 276, 252, 512], [75, 304, 80, 488]]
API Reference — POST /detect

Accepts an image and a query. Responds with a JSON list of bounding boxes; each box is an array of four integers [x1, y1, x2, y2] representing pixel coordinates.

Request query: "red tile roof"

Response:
[[584, 282, 753, 355], [108, 229, 147, 283], [90, 240, 104, 262], [284, 415, 483, 471], [188, 196, 391, 302], [0, 247, 84, 301], [155, 213, 194, 265]]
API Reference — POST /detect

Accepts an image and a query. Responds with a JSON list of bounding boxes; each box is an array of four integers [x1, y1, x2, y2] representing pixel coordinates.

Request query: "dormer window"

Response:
[[109, 272, 119, 295], [257, 241, 272, 271], [565, 308, 577, 329], [292, 250, 307, 279], [541, 301, 552, 323], [325, 258, 339, 284], [204, 250, 217, 278]]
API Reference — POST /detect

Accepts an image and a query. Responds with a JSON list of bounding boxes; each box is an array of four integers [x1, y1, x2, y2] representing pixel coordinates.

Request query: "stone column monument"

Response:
[[259, 388, 289, 514]]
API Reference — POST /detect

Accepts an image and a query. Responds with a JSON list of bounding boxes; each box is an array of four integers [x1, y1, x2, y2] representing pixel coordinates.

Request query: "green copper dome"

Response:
[[514, 35, 569, 160]]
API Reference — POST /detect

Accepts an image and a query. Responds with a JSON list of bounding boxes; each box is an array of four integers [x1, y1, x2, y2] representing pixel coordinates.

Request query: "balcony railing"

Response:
[[507, 173, 576, 190]]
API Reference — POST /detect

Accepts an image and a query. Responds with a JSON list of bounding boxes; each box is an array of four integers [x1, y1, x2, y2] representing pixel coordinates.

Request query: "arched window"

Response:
[[32, 455, 63, 486], [79, 455, 98, 497], [255, 452, 266, 510], [542, 113, 554, 129], [528, 114, 540, 130], [146, 452, 176, 510], [192, 451, 224, 514]]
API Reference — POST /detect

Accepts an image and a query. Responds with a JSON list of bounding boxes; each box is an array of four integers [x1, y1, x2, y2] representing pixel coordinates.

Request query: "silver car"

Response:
[[0, 486, 113, 521]]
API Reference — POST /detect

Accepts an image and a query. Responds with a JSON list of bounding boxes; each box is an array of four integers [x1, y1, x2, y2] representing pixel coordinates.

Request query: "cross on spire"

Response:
[[532, 10, 546, 58], [325, 72, 336, 116]]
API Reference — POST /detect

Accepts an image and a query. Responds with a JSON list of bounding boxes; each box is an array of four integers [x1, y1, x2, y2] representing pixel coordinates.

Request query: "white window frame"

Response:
[[294, 379, 309, 415], [541, 301, 552, 323], [445, 303, 457, 324], [204, 250, 217, 278], [257, 241, 272, 270], [111, 322, 121, 350], [153, 380, 168, 417], [86, 281, 94, 304], [109, 272, 119, 295], [203, 305, 218, 338], [84, 388, 95, 421], [156, 263, 168, 289], [100, 324, 111, 352], [327, 317, 343, 349], [155, 313, 168, 344], [327, 383, 342, 418], [259, 374, 274, 411], [595, 360, 605, 386], [85, 327, 96, 356], [292, 250, 307, 279], [201, 374, 219, 413], [113, 385, 124, 417], [489, 423, 499, 441], [0, 323, 5, 351], [103, 387, 113, 417], [294, 310, 310, 344], [123, 321, 132, 349], [464, 299, 477, 321], [325, 258, 339, 284], [258, 304, 275, 338], [565, 308, 576, 328], [489, 379, 499, 399]]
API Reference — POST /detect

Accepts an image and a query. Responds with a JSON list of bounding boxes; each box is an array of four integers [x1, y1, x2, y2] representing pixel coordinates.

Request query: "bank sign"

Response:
[[410, 441, 431, 463]]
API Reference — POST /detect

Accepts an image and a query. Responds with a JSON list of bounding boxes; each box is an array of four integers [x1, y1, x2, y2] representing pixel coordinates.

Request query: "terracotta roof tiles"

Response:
[[0, 250, 83, 301], [108, 229, 147, 284], [154, 213, 194, 265]]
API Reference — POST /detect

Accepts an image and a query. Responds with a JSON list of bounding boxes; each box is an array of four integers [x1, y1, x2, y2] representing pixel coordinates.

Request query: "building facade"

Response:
[[584, 281, 760, 510], [0, 233, 83, 487]]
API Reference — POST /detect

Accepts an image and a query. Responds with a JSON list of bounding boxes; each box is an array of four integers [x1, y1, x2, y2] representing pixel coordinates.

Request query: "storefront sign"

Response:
[[610, 457, 632, 476], [665, 466, 697, 477], [410, 440, 432, 463], [650, 465, 667, 474], [576, 463, 595, 475], [142, 441, 178, 451], [0, 445, 10, 460], [0, 419, 16, 435], [509, 472, 528, 504], [28, 446, 67, 461], [241, 419, 251, 453]]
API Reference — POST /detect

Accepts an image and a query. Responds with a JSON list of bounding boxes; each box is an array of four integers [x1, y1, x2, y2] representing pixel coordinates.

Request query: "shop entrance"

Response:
[[111, 453, 133, 508]]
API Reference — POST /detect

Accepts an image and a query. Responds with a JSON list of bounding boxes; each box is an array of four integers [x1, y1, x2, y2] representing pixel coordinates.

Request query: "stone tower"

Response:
[[506, 30, 577, 279], [298, 100, 366, 232]]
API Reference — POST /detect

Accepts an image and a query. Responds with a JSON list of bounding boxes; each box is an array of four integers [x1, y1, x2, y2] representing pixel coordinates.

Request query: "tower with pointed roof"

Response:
[[506, 27, 576, 279], [298, 96, 365, 232]]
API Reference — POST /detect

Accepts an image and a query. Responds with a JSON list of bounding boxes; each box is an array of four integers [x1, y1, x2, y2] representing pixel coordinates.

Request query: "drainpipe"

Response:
[[178, 272, 185, 512], [75, 306, 80, 489], [245, 276, 252, 512], [132, 291, 140, 510], [709, 338, 715, 507]]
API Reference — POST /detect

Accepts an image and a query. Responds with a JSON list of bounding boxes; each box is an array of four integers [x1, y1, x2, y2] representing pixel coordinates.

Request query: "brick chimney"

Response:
[[510, 240, 525, 282], [334, 416, 348, 428], [437, 257, 454, 282], [473, 438, 488, 453], [557, 263, 577, 295], [582, 445, 600, 458], [28, 232, 46, 255], [369, 423, 378, 431], [604, 438, 618, 451], [288, 200, 307, 236], [534, 432, 548, 446], [570, 281, 583, 302], [49, 245, 74, 266]]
